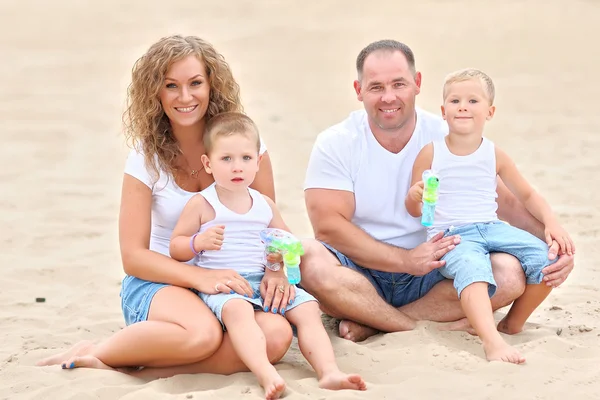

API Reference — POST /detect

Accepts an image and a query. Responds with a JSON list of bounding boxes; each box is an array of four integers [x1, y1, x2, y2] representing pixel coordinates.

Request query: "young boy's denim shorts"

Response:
[[199, 272, 317, 329], [438, 221, 556, 298], [320, 242, 446, 308]]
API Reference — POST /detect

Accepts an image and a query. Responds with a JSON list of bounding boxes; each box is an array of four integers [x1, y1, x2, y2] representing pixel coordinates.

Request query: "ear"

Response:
[[441, 105, 447, 120], [257, 153, 263, 168], [354, 80, 363, 102], [414, 71, 422, 95], [487, 105, 496, 120], [201, 154, 212, 175]]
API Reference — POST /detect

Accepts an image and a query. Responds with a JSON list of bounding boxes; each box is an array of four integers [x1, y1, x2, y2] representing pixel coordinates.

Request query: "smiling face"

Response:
[[354, 50, 422, 135], [201, 131, 261, 192], [159, 55, 211, 130], [442, 78, 495, 136]]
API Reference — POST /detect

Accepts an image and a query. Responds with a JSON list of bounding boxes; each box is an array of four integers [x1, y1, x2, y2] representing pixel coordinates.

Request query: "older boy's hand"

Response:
[[408, 181, 424, 203]]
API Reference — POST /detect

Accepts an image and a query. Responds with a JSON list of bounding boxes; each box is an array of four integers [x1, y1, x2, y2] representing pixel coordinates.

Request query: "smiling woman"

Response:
[[36, 35, 293, 377]]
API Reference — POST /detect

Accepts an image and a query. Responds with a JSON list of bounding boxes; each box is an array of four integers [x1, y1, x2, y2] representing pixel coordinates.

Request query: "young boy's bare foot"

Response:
[[36, 340, 94, 366], [338, 320, 378, 342], [258, 369, 286, 400], [319, 370, 367, 391], [483, 339, 526, 364], [60, 355, 115, 371], [497, 317, 524, 335]]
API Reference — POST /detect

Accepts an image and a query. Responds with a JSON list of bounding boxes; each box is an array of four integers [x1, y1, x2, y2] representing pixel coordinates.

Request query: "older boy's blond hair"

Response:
[[204, 112, 261, 155], [443, 68, 495, 104]]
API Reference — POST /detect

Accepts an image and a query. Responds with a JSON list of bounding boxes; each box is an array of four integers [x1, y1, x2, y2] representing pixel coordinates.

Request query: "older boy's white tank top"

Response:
[[428, 137, 499, 239], [196, 183, 273, 274]]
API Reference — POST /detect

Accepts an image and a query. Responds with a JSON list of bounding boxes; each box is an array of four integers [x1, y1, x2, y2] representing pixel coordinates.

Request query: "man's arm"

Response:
[[305, 188, 456, 275]]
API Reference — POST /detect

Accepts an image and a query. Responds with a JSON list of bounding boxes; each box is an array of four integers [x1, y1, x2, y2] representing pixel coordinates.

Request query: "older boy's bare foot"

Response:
[[483, 340, 526, 364], [36, 340, 94, 366], [438, 318, 477, 336], [60, 355, 115, 371], [497, 317, 524, 335], [319, 371, 367, 391], [259, 370, 286, 400], [339, 320, 378, 342]]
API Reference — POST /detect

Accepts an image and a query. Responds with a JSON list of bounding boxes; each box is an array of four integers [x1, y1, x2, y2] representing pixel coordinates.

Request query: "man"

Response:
[[300, 40, 575, 342]]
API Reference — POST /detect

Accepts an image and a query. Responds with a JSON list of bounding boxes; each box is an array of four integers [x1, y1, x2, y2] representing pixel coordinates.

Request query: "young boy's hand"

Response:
[[544, 221, 575, 256], [195, 224, 225, 251], [408, 181, 424, 203]]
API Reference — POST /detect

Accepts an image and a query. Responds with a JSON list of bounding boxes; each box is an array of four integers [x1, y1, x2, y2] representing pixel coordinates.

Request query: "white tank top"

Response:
[[196, 183, 273, 274], [428, 137, 499, 239]]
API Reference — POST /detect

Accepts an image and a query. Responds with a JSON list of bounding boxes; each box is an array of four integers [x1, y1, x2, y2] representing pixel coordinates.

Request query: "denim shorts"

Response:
[[320, 242, 446, 308], [438, 221, 556, 298], [120, 275, 172, 325], [199, 272, 317, 329]]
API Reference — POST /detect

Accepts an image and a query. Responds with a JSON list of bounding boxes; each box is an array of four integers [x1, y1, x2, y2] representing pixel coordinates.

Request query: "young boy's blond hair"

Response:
[[443, 68, 495, 104], [204, 112, 261, 155]]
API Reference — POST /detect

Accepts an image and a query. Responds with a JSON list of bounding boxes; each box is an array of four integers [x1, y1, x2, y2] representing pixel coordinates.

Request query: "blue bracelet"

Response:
[[190, 233, 204, 256]]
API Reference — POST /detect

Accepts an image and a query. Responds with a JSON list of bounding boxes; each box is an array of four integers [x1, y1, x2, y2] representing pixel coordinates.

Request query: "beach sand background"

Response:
[[1, 0, 599, 398]]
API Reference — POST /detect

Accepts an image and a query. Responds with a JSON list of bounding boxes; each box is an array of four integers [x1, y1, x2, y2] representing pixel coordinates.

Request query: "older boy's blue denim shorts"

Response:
[[320, 242, 446, 308], [438, 221, 556, 298]]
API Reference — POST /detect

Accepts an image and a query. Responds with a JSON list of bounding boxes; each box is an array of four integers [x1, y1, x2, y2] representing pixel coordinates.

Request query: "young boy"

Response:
[[405, 69, 575, 364], [170, 112, 366, 399]]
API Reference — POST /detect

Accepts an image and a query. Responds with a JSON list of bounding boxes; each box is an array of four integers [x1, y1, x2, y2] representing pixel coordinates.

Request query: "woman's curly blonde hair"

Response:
[[123, 35, 243, 181]]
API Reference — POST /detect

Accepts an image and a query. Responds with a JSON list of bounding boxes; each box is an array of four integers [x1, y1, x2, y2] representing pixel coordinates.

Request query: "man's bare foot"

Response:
[[483, 339, 526, 364], [36, 340, 95, 366], [338, 320, 378, 342], [258, 369, 286, 400], [438, 318, 477, 336], [60, 355, 115, 371], [497, 317, 524, 335], [318, 371, 367, 391]]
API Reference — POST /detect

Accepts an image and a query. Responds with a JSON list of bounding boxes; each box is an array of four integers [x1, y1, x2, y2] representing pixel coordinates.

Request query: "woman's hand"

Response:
[[195, 269, 254, 297], [260, 268, 295, 315]]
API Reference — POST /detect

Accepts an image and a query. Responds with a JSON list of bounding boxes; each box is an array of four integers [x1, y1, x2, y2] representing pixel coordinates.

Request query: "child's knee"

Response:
[[222, 299, 254, 321]]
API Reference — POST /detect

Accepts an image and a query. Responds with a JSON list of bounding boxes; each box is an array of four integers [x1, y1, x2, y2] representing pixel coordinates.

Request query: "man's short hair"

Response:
[[356, 40, 416, 80], [443, 68, 496, 104], [204, 112, 261, 155]]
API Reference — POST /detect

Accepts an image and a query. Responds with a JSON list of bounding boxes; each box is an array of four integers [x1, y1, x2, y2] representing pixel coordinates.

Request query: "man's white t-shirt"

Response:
[[123, 140, 267, 263], [304, 107, 448, 250]]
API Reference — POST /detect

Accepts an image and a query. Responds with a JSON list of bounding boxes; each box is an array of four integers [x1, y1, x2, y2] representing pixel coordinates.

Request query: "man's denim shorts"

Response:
[[438, 221, 556, 298], [321, 242, 446, 308]]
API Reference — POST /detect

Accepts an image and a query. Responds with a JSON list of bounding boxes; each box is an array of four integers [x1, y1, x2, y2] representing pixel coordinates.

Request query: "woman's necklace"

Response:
[[190, 166, 204, 179]]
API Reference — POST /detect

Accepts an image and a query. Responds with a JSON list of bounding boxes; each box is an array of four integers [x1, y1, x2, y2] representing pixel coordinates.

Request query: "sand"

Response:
[[1, 0, 599, 398]]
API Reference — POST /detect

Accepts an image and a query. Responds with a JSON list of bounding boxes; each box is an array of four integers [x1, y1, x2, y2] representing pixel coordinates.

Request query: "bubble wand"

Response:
[[260, 228, 305, 284], [421, 170, 440, 227]]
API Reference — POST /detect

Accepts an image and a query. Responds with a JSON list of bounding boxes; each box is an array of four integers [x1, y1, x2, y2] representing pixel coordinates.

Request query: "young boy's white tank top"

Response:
[[428, 137, 499, 239], [196, 183, 273, 274]]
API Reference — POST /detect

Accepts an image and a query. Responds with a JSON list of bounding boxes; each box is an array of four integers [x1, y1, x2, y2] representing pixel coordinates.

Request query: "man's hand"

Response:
[[542, 240, 575, 287], [407, 231, 460, 275]]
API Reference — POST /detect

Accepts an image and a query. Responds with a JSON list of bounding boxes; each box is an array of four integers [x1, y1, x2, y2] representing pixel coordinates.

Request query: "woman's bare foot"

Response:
[[60, 355, 115, 371], [318, 371, 367, 391], [438, 318, 477, 336], [258, 369, 286, 400], [483, 339, 526, 364], [497, 317, 524, 335], [338, 320, 378, 342], [36, 340, 95, 366]]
